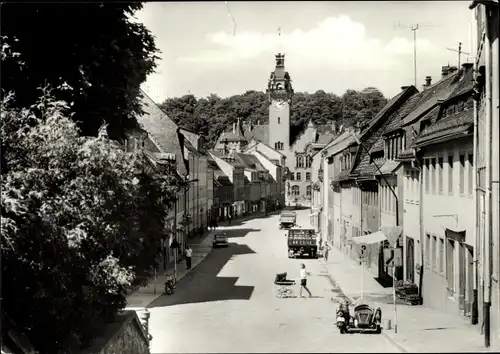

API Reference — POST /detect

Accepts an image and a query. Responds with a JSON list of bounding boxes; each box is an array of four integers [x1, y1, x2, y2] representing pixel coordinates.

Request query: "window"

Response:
[[402, 134, 406, 150], [290, 173, 295, 181], [306, 185, 312, 196], [274, 142, 284, 150], [306, 156, 312, 168], [431, 236, 437, 271], [438, 157, 444, 193], [446, 239, 455, 294], [306, 172, 311, 181], [424, 159, 430, 193], [431, 158, 436, 194], [296, 155, 304, 168], [278, 117, 281, 124], [459, 154, 465, 194], [468, 153, 473, 195], [296, 172, 301, 181], [425, 233, 431, 268], [291, 185, 300, 196], [439, 238, 444, 273], [448, 155, 454, 194]]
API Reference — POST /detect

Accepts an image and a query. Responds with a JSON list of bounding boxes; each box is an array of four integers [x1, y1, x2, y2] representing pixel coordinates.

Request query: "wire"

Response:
[[224, 1, 236, 36]]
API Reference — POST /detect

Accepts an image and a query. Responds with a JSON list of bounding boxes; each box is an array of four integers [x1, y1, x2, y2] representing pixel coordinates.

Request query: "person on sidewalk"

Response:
[[299, 263, 312, 298], [185, 245, 193, 270], [228, 213, 232, 225], [323, 242, 331, 263]]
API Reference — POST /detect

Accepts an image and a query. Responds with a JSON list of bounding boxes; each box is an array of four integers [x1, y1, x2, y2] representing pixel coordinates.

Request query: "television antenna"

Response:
[[446, 42, 470, 68], [394, 22, 439, 88]]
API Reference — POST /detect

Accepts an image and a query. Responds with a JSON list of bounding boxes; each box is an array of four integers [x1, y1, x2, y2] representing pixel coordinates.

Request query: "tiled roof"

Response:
[[401, 72, 461, 126], [375, 160, 401, 175], [334, 169, 352, 182], [361, 87, 415, 137], [136, 91, 187, 176], [415, 108, 473, 146], [353, 153, 371, 175], [238, 123, 336, 147], [349, 86, 417, 178], [243, 125, 269, 145], [210, 150, 245, 168], [236, 153, 268, 172], [358, 158, 386, 179], [369, 137, 385, 153], [446, 67, 474, 101], [323, 131, 357, 158], [384, 93, 421, 135]]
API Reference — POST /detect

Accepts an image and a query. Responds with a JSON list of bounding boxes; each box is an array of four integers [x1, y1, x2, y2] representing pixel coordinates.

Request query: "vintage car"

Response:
[[213, 232, 229, 248]]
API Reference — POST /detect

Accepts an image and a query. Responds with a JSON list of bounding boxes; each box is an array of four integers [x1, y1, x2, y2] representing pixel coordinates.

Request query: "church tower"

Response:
[[267, 53, 293, 151]]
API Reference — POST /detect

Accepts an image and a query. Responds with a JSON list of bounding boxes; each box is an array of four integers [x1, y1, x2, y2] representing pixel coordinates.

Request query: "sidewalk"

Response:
[[125, 231, 214, 310], [322, 245, 492, 352]]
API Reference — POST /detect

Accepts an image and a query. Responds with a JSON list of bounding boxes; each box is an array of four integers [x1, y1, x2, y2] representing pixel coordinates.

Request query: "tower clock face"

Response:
[[273, 99, 286, 111]]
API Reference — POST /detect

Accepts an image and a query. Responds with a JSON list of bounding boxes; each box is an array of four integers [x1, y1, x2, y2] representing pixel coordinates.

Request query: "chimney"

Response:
[[462, 63, 473, 70], [441, 65, 450, 78], [401, 86, 410, 91], [331, 120, 337, 133], [233, 123, 236, 134], [425, 76, 432, 86]]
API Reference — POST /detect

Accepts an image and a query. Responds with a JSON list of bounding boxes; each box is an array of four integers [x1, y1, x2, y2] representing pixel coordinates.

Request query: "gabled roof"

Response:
[[415, 108, 473, 147], [383, 93, 421, 135], [348, 86, 417, 178], [235, 153, 268, 172], [209, 150, 245, 168], [136, 91, 187, 176], [253, 150, 279, 166], [401, 71, 461, 127]]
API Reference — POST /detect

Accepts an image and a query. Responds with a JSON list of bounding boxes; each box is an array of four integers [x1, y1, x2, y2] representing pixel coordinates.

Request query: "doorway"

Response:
[[406, 237, 415, 283]]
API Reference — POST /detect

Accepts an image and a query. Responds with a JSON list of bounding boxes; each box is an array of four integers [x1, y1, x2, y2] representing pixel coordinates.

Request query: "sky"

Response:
[[135, 1, 476, 102]]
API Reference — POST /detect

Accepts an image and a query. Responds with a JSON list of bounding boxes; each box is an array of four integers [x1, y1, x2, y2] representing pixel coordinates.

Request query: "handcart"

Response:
[[274, 272, 296, 298]]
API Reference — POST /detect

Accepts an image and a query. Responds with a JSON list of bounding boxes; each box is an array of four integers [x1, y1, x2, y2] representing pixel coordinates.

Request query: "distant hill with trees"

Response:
[[159, 87, 388, 149]]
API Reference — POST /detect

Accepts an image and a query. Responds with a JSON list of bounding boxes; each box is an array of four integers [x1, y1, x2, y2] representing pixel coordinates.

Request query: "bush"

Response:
[[1, 91, 180, 353]]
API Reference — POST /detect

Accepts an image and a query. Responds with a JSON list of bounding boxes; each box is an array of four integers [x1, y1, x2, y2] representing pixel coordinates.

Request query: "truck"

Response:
[[287, 228, 317, 258], [279, 211, 296, 229]]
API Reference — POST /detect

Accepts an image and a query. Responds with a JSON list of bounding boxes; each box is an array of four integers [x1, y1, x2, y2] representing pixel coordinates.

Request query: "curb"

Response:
[[319, 260, 409, 354], [144, 246, 214, 309]]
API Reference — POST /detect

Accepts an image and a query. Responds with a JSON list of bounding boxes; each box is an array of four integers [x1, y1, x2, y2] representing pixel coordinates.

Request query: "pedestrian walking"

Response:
[[228, 213, 232, 225], [323, 242, 331, 262], [185, 245, 193, 270], [299, 263, 312, 298]]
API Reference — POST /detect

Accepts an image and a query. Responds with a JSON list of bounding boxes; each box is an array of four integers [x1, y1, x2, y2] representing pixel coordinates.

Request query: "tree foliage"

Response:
[[159, 88, 388, 149], [0, 92, 181, 353], [0, 2, 159, 140]]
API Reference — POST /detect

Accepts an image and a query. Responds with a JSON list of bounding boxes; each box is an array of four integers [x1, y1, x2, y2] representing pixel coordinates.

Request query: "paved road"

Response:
[[147, 209, 402, 353]]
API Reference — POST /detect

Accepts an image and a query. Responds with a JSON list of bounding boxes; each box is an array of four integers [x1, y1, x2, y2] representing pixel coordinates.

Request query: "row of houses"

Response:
[[311, 0, 499, 346], [128, 91, 286, 265]]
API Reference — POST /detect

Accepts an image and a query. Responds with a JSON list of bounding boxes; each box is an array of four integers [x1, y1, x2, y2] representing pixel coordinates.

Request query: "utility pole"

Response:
[[447, 42, 471, 68], [394, 22, 438, 88]]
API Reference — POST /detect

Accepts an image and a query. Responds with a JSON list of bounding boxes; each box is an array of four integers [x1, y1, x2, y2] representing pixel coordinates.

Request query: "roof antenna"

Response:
[[447, 42, 470, 68]]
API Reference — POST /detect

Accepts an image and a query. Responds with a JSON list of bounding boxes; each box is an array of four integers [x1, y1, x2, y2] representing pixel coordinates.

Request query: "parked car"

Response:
[[213, 233, 229, 248]]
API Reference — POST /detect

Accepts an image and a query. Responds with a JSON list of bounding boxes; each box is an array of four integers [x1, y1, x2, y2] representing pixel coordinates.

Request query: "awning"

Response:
[[351, 231, 387, 245]]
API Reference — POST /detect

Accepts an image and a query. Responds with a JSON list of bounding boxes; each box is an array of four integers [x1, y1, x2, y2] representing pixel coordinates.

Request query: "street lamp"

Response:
[[349, 128, 401, 334]]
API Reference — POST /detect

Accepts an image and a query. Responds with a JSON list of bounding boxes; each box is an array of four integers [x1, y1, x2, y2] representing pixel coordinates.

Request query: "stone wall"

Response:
[[81, 311, 149, 354]]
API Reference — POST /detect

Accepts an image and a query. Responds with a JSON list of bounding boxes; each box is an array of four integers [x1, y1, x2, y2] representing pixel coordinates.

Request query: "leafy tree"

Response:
[[0, 2, 159, 140], [0, 91, 181, 353], [160, 88, 388, 149]]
